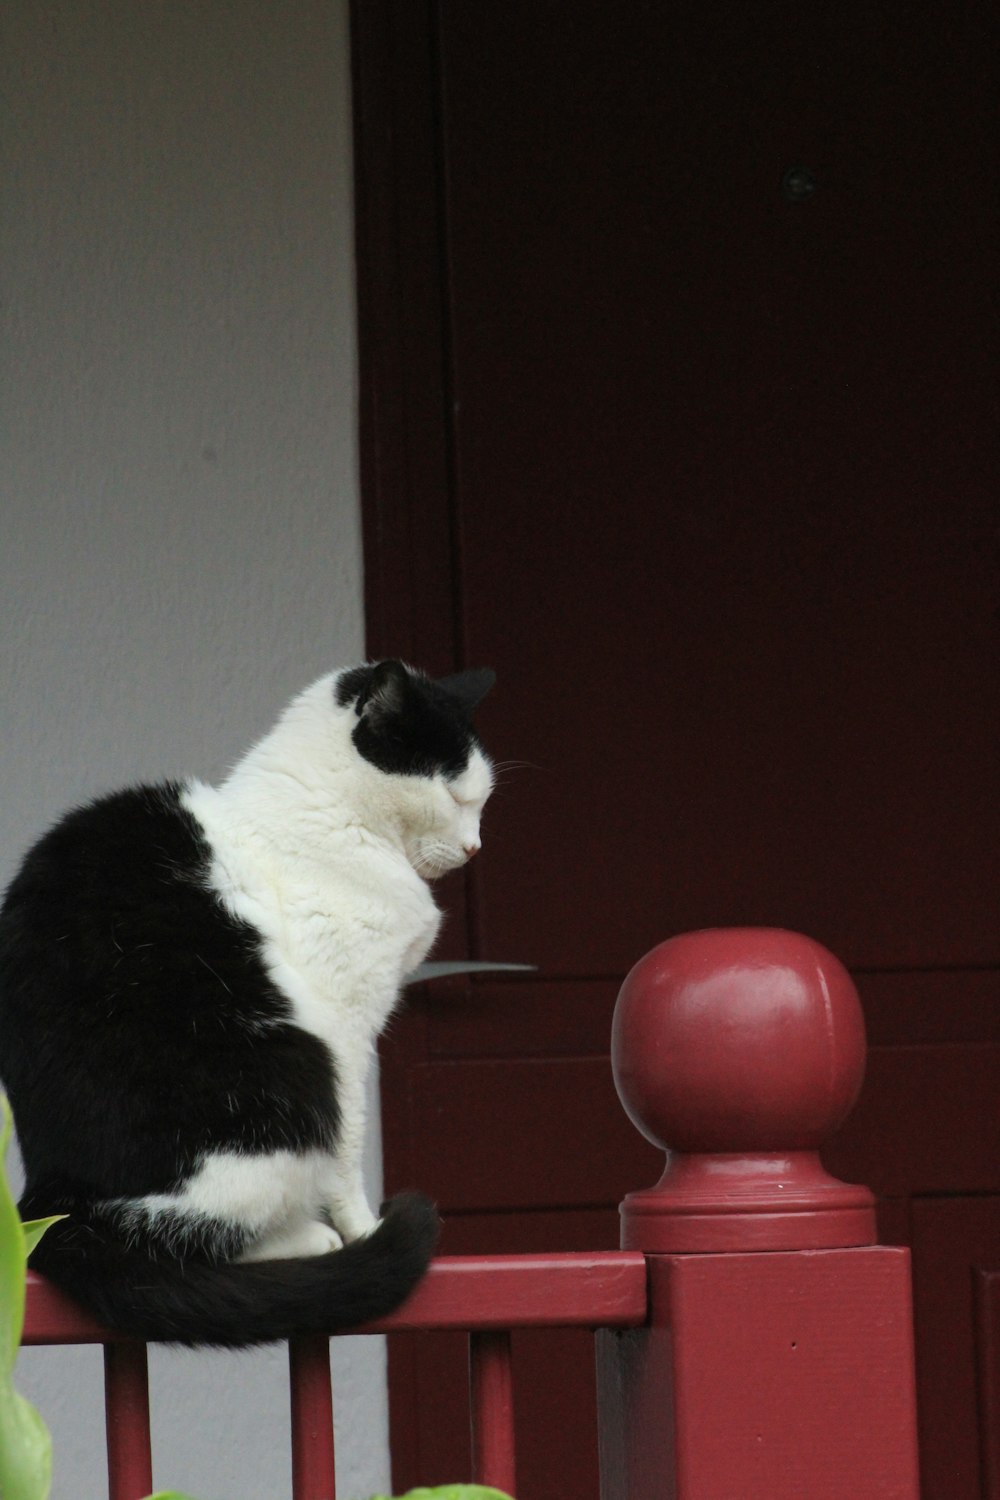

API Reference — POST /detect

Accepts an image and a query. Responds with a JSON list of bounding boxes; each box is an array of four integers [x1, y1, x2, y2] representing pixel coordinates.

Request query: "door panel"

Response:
[[976, 1269, 1000, 1500], [910, 1199, 1000, 1499], [824, 1041, 1000, 1196], [440, 0, 998, 977]]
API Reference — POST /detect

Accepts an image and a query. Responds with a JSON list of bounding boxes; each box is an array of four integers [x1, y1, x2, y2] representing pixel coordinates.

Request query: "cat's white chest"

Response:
[[181, 779, 442, 1053], [198, 829, 437, 1055], [268, 857, 440, 1043]]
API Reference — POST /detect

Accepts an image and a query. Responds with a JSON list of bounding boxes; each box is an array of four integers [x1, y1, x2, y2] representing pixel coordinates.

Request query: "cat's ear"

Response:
[[437, 668, 496, 714], [357, 659, 411, 719]]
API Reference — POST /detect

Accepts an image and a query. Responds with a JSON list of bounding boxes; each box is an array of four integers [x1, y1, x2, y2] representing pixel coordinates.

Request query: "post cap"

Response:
[[612, 928, 876, 1252]]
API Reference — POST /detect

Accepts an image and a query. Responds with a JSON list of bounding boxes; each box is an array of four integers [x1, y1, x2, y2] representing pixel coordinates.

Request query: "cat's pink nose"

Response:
[[463, 843, 480, 859]]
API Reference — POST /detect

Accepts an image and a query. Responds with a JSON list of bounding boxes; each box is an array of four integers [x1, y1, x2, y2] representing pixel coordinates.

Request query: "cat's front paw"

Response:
[[330, 1203, 380, 1244], [238, 1219, 344, 1262], [309, 1222, 345, 1255]]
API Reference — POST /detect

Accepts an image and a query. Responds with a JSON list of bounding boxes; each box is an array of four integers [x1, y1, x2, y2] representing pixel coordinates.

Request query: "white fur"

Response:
[[133, 671, 492, 1257]]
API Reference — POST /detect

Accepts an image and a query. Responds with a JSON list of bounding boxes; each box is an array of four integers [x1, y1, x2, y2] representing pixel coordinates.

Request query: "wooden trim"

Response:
[[367, 1253, 649, 1331], [975, 1268, 1000, 1500], [350, 0, 459, 673]]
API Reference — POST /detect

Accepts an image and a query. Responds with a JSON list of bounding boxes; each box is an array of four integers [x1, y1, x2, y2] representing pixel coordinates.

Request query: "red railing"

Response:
[[20, 928, 924, 1499], [23, 1252, 647, 1499]]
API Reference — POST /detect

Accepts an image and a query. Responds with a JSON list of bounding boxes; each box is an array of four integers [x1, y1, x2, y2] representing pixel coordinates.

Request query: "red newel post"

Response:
[[596, 928, 921, 1500]]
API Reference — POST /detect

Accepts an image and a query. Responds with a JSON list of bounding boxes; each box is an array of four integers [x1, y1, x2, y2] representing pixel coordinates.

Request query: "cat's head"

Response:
[[335, 659, 495, 878]]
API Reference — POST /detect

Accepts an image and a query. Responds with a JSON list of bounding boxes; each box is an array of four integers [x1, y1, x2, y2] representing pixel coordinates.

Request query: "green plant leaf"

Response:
[[20, 1217, 66, 1259], [1, 1093, 26, 1371], [0, 1383, 54, 1500], [0, 1092, 55, 1499], [369, 1488, 515, 1499]]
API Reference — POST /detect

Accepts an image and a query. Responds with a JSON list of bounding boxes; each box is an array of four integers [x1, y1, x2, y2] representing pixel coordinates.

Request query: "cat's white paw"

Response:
[[238, 1219, 343, 1261], [305, 1222, 344, 1255], [330, 1204, 379, 1244]]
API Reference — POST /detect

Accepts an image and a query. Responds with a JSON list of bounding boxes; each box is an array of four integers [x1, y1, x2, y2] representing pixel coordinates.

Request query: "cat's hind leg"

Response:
[[139, 1147, 334, 1262]]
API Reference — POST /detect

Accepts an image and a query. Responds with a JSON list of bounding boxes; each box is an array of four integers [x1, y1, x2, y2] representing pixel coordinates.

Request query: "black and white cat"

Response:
[[0, 659, 494, 1346]]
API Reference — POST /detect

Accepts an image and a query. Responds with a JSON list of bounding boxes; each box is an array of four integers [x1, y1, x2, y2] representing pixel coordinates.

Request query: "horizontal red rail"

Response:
[[366, 1251, 648, 1331], [22, 1251, 648, 1344]]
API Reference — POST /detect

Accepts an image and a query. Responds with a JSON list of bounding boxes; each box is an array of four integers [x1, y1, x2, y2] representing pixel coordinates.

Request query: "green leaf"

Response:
[[20, 1217, 66, 1259], [0, 1093, 55, 1498], [1, 1093, 26, 1371], [369, 1489, 515, 1499], [0, 1381, 54, 1500]]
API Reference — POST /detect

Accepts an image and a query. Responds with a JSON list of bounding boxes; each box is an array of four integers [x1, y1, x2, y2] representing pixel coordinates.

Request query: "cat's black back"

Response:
[[1, 781, 338, 1208]]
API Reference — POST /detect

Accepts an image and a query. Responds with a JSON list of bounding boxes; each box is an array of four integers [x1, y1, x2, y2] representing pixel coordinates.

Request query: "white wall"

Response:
[[0, 4, 392, 1496]]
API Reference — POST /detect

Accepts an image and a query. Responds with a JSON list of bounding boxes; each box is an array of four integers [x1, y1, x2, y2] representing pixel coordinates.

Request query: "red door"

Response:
[[351, 4, 999, 1495]]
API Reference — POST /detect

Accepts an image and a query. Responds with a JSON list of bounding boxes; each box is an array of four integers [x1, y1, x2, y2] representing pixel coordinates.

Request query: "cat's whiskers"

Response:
[[482, 758, 535, 793]]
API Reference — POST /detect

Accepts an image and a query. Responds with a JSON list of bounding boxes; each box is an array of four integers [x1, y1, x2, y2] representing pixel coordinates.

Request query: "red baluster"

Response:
[[289, 1334, 336, 1500], [103, 1342, 153, 1500], [597, 927, 921, 1500], [469, 1329, 516, 1495]]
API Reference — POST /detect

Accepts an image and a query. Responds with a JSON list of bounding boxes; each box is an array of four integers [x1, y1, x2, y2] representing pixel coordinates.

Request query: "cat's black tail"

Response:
[[27, 1192, 439, 1348]]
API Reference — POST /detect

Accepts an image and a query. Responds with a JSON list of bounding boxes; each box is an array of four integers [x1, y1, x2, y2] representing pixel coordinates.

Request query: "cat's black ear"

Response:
[[357, 659, 411, 719], [437, 668, 496, 714]]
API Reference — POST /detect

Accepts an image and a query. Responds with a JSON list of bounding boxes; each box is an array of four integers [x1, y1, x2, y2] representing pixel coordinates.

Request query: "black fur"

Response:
[[336, 660, 494, 778], [0, 784, 339, 1191], [24, 1190, 439, 1348], [0, 779, 439, 1345]]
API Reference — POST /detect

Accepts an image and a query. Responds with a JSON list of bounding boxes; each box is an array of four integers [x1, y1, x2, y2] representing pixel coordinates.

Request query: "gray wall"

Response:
[[1, 4, 391, 1496]]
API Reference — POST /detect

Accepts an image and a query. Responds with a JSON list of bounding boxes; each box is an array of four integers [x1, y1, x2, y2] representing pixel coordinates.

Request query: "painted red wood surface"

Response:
[[613, 929, 875, 1253], [377, 1217, 627, 1494], [23, 1254, 646, 1499], [597, 927, 920, 1498], [469, 1331, 517, 1495], [23, 1253, 644, 1499], [102, 1342, 153, 1500], [599, 1251, 920, 1500], [23, 1252, 648, 1343], [976, 1270, 1000, 1500], [289, 1335, 337, 1500], [904, 1199, 1000, 1499], [351, 1, 998, 1492]]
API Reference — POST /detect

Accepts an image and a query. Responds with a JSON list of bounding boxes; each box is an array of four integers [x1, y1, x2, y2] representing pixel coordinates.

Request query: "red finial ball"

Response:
[[612, 928, 875, 1252], [613, 927, 865, 1152]]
